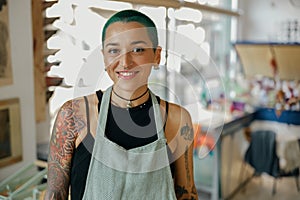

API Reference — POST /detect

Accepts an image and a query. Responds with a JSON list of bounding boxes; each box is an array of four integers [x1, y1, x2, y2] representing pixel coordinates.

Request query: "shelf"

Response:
[[234, 42, 300, 80]]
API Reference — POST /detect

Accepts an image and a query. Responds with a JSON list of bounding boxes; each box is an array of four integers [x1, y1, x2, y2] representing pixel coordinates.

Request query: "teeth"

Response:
[[120, 72, 134, 76]]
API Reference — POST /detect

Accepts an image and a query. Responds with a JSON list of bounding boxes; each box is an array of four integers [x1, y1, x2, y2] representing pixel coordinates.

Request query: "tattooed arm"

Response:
[[166, 104, 198, 200], [44, 99, 85, 200]]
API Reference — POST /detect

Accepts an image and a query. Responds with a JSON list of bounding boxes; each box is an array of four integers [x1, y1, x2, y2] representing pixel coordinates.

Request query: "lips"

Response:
[[117, 71, 139, 80]]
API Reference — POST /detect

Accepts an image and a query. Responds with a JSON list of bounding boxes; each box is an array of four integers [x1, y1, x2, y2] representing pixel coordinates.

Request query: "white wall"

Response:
[[0, 0, 36, 181], [238, 0, 300, 41]]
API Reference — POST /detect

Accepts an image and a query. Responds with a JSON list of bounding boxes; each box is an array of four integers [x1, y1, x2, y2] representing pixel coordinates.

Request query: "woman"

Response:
[[45, 10, 198, 200]]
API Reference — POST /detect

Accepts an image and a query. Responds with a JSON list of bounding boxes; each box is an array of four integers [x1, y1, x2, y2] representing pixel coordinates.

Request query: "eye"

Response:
[[108, 48, 120, 55], [131, 47, 145, 54]]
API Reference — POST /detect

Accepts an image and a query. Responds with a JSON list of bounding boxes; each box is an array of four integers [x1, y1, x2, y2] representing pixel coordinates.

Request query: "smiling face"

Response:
[[102, 22, 161, 92]]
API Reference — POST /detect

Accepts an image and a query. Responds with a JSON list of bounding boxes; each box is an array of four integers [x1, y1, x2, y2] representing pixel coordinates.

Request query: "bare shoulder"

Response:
[[160, 100, 191, 123], [168, 102, 191, 122], [58, 93, 98, 120], [59, 96, 84, 113], [163, 101, 193, 148], [53, 95, 92, 144], [166, 102, 192, 133]]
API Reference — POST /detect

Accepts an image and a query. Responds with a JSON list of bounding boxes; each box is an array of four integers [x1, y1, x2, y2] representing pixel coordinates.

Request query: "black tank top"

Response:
[[70, 90, 174, 200]]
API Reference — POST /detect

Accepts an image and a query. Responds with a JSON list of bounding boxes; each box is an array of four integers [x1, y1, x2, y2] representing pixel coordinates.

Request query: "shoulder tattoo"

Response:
[[49, 100, 85, 168], [180, 123, 194, 141]]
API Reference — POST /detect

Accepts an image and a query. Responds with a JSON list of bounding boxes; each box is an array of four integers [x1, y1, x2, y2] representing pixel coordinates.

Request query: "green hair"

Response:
[[102, 9, 158, 51]]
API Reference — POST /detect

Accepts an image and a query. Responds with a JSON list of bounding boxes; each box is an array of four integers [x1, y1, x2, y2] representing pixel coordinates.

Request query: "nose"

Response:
[[119, 51, 132, 69]]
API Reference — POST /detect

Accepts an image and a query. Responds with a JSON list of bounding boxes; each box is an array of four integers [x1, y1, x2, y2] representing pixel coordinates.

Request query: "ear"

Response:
[[154, 46, 162, 64]]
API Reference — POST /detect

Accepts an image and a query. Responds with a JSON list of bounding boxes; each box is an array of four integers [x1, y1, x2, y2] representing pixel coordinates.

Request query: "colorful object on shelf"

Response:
[[193, 124, 215, 158], [230, 101, 245, 113]]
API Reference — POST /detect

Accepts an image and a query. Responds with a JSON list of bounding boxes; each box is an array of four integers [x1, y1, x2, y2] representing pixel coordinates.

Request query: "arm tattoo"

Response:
[[175, 185, 188, 198], [185, 146, 191, 182], [176, 185, 198, 200], [49, 100, 85, 167], [45, 164, 69, 199], [192, 185, 197, 195], [180, 123, 193, 141], [46, 100, 86, 200]]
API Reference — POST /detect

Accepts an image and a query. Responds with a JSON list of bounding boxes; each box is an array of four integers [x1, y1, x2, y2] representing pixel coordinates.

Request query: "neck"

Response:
[[111, 85, 149, 108]]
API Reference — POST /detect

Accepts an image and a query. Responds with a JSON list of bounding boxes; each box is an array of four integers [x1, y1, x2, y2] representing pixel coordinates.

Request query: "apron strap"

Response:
[[96, 86, 112, 137], [83, 96, 91, 134], [149, 89, 166, 140]]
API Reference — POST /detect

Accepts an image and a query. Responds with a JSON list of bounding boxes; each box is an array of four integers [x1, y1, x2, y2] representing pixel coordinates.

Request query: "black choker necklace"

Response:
[[112, 88, 149, 108]]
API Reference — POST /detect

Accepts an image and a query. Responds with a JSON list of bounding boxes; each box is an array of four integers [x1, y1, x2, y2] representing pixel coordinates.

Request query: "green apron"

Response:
[[82, 86, 176, 199]]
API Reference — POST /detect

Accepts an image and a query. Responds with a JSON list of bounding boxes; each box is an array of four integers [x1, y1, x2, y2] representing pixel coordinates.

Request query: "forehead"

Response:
[[104, 22, 152, 46]]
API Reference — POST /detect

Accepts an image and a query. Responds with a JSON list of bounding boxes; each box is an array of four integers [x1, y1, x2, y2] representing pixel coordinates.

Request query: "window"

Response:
[[45, 0, 238, 129]]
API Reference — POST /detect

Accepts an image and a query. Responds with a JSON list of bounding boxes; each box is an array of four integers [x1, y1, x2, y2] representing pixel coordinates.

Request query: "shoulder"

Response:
[[55, 94, 97, 129], [54, 97, 85, 131], [59, 92, 100, 113], [60, 97, 82, 110], [170, 102, 190, 116], [58, 97, 84, 116], [162, 100, 193, 153], [53, 94, 97, 142], [167, 101, 192, 126], [161, 99, 192, 137]]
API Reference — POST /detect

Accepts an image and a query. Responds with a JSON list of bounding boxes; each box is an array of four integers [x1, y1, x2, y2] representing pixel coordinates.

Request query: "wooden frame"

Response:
[[111, 0, 241, 16], [0, 1, 13, 87], [0, 98, 22, 168], [32, 0, 46, 122]]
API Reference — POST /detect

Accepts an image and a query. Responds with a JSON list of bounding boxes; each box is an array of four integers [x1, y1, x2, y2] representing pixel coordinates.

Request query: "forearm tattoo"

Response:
[[175, 185, 188, 198], [185, 145, 191, 182], [46, 100, 85, 200], [175, 185, 198, 200], [177, 123, 198, 199]]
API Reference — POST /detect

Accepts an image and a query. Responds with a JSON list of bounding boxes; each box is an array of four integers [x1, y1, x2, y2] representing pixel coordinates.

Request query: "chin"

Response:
[[115, 82, 138, 92], [115, 81, 147, 92]]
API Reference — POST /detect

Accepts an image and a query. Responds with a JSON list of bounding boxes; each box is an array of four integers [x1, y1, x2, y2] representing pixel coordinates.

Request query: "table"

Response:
[[189, 106, 255, 200], [190, 107, 300, 200]]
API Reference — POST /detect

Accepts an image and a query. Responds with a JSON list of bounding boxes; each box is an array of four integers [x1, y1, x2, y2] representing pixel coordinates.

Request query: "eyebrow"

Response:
[[130, 41, 148, 45], [105, 40, 148, 48], [105, 42, 119, 48]]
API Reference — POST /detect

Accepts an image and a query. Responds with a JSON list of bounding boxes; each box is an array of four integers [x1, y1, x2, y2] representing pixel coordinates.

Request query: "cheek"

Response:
[[104, 56, 115, 66], [104, 56, 120, 70], [135, 55, 156, 66], [140, 65, 152, 77]]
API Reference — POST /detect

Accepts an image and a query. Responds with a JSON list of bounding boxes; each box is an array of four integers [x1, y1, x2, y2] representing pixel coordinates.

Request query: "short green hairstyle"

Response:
[[102, 9, 158, 50]]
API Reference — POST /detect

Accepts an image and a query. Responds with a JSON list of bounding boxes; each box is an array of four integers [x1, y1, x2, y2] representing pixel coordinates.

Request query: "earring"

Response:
[[153, 64, 160, 70], [104, 68, 107, 71]]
